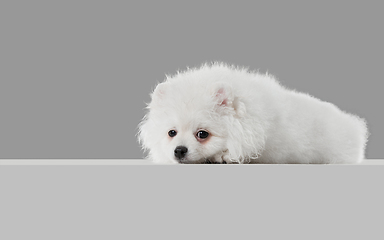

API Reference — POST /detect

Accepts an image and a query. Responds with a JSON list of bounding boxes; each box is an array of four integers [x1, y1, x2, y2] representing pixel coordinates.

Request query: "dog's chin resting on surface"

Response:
[[138, 63, 368, 164]]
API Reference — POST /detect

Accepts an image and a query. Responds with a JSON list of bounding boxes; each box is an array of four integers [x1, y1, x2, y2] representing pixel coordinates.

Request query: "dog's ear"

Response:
[[151, 82, 168, 103], [214, 84, 246, 117], [215, 86, 230, 107]]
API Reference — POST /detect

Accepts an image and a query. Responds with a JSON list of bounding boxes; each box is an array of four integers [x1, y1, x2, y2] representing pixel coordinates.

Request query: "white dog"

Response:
[[138, 63, 368, 164]]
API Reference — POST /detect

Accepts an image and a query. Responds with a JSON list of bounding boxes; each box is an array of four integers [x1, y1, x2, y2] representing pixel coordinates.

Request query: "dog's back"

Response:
[[256, 89, 368, 164]]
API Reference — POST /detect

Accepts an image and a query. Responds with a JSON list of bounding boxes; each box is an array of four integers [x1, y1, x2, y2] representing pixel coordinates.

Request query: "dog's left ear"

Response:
[[214, 84, 246, 117]]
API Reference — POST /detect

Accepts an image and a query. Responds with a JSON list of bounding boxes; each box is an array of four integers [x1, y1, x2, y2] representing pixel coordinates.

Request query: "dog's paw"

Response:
[[210, 150, 231, 164]]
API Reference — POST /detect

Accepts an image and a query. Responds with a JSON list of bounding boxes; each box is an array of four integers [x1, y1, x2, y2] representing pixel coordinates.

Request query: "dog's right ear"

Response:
[[151, 82, 168, 103]]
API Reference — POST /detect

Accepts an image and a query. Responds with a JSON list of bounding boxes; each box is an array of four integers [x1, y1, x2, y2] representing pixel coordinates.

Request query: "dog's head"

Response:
[[138, 70, 246, 164]]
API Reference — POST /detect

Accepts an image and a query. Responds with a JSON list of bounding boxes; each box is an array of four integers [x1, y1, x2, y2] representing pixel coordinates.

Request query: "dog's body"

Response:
[[138, 63, 368, 164]]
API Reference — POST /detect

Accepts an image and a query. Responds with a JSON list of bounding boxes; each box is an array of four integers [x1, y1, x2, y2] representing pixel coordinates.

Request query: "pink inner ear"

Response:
[[220, 98, 228, 106], [216, 88, 228, 106]]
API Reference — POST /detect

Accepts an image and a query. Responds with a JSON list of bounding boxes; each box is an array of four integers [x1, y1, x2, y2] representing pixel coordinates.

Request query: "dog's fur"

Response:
[[138, 63, 368, 164]]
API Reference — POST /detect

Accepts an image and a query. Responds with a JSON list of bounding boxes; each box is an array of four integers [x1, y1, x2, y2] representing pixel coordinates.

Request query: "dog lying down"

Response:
[[138, 63, 368, 164]]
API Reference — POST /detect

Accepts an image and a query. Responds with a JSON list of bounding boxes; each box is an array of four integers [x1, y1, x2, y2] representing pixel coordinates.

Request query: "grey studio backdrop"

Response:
[[0, 1, 382, 159]]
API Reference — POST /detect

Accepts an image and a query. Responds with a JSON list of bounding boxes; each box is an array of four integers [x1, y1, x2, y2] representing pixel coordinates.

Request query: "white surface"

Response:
[[0, 159, 383, 165]]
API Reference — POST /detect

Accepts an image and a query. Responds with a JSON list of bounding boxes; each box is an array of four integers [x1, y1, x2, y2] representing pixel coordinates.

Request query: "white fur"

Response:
[[138, 63, 368, 164]]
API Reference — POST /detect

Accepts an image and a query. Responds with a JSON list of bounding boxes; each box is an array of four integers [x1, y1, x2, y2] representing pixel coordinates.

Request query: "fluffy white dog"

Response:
[[138, 63, 368, 164]]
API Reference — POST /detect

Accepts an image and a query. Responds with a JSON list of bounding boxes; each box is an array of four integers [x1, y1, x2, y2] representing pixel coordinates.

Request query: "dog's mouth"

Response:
[[175, 158, 200, 164], [176, 158, 227, 164], [202, 159, 227, 164]]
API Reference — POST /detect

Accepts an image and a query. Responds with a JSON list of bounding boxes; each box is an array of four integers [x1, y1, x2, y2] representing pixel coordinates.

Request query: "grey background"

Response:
[[0, 1, 382, 159]]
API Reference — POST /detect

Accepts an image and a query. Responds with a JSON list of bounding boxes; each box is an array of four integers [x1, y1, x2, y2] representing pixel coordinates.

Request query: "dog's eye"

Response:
[[168, 130, 177, 137], [197, 130, 209, 139]]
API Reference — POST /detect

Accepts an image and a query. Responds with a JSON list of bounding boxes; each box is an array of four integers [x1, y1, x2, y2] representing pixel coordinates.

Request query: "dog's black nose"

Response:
[[174, 146, 188, 159]]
